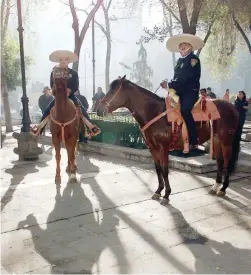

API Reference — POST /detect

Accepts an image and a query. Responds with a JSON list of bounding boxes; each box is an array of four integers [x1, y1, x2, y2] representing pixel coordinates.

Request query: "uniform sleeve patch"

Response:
[[191, 59, 198, 67]]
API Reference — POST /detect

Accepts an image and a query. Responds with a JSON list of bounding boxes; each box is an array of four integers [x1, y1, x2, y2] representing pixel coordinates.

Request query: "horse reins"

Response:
[[101, 84, 123, 116], [51, 68, 78, 143]]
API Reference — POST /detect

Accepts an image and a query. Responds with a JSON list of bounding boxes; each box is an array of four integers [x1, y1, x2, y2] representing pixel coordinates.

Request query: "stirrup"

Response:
[[30, 126, 41, 137], [90, 125, 101, 137]]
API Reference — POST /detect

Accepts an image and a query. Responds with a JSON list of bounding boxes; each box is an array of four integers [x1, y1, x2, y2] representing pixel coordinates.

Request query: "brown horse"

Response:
[[97, 76, 241, 205], [50, 67, 80, 184]]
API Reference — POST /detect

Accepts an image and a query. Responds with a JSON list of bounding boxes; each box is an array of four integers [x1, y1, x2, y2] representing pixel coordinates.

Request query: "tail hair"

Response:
[[228, 122, 242, 174]]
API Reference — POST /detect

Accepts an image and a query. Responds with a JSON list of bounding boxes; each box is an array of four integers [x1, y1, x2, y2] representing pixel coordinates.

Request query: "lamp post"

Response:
[[17, 0, 31, 132], [13, 0, 42, 160], [92, 17, 95, 97]]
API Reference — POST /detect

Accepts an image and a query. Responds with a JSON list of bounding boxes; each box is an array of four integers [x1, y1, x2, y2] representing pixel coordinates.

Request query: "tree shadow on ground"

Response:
[[14, 154, 195, 274], [16, 168, 129, 273], [1, 144, 52, 212], [167, 205, 251, 274]]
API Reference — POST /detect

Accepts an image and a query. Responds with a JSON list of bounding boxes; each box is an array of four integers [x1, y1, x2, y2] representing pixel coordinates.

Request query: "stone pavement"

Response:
[[1, 133, 251, 274]]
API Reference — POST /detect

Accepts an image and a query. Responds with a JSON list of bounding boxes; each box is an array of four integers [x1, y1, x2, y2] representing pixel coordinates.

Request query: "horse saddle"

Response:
[[165, 95, 221, 153]]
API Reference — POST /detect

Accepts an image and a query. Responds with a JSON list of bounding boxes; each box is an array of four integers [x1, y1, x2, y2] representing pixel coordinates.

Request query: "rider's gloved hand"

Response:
[[160, 80, 168, 89]]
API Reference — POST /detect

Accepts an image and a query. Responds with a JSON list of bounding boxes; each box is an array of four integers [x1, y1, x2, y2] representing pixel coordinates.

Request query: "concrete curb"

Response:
[[78, 142, 218, 174], [39, 135, 217, 174]]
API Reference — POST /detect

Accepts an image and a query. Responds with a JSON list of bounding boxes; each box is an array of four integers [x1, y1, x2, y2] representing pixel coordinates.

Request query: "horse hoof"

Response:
[[208, 189, 217, 195], [160, 198, 170, 205], [217, 191, 226, 197], [55, 177, 61, 185], [151, 193, 161, 200], [69, 174, 77, 183]]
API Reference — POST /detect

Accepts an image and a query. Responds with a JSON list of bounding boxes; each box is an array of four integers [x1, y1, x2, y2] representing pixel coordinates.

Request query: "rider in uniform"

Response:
[[31, 50, 100, 137], [160, 34, 204, 155]]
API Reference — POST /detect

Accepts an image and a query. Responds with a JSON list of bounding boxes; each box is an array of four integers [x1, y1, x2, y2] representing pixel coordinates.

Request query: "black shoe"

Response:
[[79, 139, 87, 144], [183, 148, 205, 158]]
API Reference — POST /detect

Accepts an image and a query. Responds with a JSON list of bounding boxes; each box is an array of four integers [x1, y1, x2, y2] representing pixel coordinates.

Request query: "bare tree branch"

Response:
[[107, 0, 112, 12], [232, 13, 251, 54], [189, 0, 203, 34], [81, 8, 107, 35], [159, 0, 181, 23], [95, 20, 107, 35], [79, 0, 103, 45], [196, 21, 214, 56], [69, 0, 80, 55], [1, 0, 5, 31]]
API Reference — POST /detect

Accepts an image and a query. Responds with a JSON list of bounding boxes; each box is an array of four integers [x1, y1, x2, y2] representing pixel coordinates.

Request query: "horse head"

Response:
[[52, 66, 68, 95], [97, 75, 130, 116]]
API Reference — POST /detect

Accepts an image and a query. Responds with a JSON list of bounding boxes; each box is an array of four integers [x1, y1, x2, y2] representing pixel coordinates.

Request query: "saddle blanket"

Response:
[[165, 96, 221, 123]]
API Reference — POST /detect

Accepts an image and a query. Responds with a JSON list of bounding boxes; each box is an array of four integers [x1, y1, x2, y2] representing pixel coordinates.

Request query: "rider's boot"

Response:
[[73, 100, 101, 137]]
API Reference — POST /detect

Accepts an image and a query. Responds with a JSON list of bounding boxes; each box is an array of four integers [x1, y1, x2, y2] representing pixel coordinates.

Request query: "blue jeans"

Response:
[[41, 94, 90, 122]]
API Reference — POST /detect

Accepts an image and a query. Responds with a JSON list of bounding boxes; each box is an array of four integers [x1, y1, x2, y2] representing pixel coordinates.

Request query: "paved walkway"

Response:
[[1, 133, 251, 274]]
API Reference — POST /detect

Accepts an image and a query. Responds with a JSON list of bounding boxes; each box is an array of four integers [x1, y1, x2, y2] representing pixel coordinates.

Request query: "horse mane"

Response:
[[110, 79, 165, 103]]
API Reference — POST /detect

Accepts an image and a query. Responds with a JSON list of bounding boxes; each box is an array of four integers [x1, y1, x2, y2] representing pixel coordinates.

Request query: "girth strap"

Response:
[[50, 109, 78, 143]]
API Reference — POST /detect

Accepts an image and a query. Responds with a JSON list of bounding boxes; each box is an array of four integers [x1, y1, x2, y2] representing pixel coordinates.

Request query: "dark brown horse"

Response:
[[50, 67, 80, 184], [97, 76, 241, 205]]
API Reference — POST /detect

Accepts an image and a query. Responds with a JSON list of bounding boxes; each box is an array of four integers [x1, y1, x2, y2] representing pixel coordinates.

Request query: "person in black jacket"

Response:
[[160, 34, 205, 155], [75, 90, 89, 110], [31, 50, 99, 137], [38, 86, 53, 114], [234, 91, 249, 138]]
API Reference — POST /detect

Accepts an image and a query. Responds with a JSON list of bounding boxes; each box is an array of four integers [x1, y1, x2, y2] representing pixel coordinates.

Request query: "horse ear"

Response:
[[118, 76, 121, 79], [122, 75, 126, 80]]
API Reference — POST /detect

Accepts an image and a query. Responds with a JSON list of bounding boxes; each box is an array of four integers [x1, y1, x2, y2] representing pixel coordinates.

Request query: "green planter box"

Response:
[[89, 114, 147, 149]]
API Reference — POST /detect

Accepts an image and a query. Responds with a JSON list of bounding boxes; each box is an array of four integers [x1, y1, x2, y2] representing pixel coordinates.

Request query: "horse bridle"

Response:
[[101, 84, 123, 116]]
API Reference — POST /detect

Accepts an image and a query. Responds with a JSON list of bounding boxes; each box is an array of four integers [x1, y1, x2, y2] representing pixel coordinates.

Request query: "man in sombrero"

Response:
[[31, 50, 100, 137], [160, 33, 205, 155]]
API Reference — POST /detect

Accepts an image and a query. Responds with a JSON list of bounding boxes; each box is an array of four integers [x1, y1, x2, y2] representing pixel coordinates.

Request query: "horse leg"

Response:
[[209, 135, 223, 195], [151, 161, 164, 200], [217, 144, 232, 197], [209, 158, 223, 195], [160, 148, 171, 205], [66, 140, 77, 183], [54, 141, 61, 184]]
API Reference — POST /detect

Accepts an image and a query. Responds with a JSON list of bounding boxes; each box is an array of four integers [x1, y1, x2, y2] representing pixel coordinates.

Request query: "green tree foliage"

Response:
[[130, 43, 153, 90], [3, 37, 32, 91]]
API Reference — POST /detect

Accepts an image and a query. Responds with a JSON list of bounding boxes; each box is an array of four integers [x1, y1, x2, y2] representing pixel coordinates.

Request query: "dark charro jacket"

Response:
[[168, 52, 201, 97], [50, 67, 79, 95]]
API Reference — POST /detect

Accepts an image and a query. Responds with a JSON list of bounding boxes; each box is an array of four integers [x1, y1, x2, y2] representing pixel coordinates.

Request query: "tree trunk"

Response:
[[177, 0, 190, 33], [1, 0, 12, 132], [72, 47, 80, 71], [189, 0, 202, 35], [103, 4, 111, 91], [1, 55, 13, 132], [69, 0, 103, 72], [232, 14, 251, 54], [69, 0, 80, 72]]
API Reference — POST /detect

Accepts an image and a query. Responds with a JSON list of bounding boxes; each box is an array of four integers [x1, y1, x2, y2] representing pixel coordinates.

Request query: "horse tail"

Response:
[[228, 118, 242, 174]]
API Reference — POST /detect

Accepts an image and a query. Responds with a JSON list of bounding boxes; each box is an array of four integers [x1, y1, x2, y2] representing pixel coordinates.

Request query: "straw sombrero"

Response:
[[49, 50, 79, 63], [166, 34, 204, 52]]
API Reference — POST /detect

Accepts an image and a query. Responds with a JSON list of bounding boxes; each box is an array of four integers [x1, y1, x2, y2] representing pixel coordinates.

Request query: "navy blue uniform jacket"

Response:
[[168, 53, 201, 97], [50, 68, 79, 96]]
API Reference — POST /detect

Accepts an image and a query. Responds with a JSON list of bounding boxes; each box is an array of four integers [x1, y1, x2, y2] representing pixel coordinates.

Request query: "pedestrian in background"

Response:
[[38, 87, 53, 114], [234, 91, 249, 139], [223, 89, 230, 102], [207, 87, 217, 99]]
